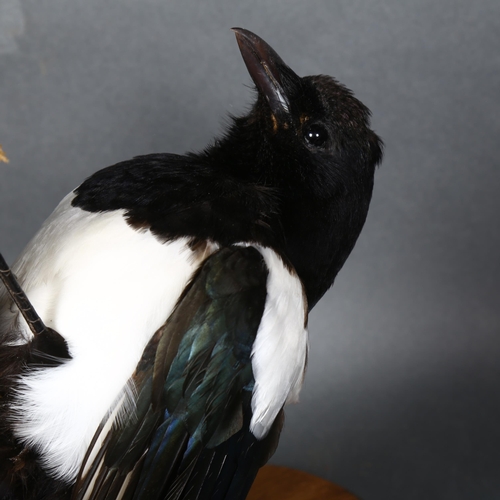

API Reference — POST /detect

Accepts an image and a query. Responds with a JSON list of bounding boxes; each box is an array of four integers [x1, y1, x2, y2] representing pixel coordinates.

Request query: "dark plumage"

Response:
[[0, 28, 382, 499]]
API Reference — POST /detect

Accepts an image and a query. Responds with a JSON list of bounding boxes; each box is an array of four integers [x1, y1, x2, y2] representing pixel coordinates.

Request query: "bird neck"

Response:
[[203, 118, 268, 182]]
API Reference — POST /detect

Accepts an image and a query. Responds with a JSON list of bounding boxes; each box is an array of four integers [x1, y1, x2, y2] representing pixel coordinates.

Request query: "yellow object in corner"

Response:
[[0, 145, 9, 163]]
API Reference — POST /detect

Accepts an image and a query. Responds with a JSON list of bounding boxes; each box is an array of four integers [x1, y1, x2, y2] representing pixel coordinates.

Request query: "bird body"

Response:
[[5, 193, 214, 481], [0, 28, 382, 499]]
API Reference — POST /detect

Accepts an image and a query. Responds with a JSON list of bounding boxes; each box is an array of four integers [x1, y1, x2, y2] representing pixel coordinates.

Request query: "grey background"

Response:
[[1, 1, 499, 498]]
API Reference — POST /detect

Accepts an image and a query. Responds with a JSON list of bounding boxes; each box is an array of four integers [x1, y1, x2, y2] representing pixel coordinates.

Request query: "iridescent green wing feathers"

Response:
[[71, 246, 282, 500]]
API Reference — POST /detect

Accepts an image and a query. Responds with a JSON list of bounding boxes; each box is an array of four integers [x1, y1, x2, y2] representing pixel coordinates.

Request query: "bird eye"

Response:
[[303, 123, 329, 149]]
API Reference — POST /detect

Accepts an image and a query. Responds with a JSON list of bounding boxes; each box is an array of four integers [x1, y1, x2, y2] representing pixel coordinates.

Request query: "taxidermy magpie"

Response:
[[0, 28, 382, 500]]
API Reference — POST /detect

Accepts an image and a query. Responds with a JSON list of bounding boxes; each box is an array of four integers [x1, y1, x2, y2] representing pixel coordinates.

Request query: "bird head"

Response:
[[218, 28, 383, 307], [228, 28, 383, 198]]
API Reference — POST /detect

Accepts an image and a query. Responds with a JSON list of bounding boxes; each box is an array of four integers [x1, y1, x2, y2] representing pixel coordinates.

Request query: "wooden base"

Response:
[[247, 465, 359, 500]]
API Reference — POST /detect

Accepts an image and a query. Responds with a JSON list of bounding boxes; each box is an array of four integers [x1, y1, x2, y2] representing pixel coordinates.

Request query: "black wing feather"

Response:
[[72, 246, 279, 500]]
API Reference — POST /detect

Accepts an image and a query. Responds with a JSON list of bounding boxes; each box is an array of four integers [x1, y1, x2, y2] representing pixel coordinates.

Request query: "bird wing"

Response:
[[70, 245, 289, 500]]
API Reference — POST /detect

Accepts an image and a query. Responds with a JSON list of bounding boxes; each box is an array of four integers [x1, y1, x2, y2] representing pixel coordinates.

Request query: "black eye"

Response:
[[303, 123, 329, 148]]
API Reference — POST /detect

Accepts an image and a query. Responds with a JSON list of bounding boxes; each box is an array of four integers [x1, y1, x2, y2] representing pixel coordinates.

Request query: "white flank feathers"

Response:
[[248, 246, 308, 440], [6, 193, 215, 482]]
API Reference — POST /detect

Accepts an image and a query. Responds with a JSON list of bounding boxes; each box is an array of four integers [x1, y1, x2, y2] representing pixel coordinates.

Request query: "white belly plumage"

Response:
[[5, 193, 211, 481]]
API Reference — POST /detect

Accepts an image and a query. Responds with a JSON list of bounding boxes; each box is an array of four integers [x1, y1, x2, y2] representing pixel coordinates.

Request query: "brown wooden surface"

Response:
[[247, 465, 359, 500]]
